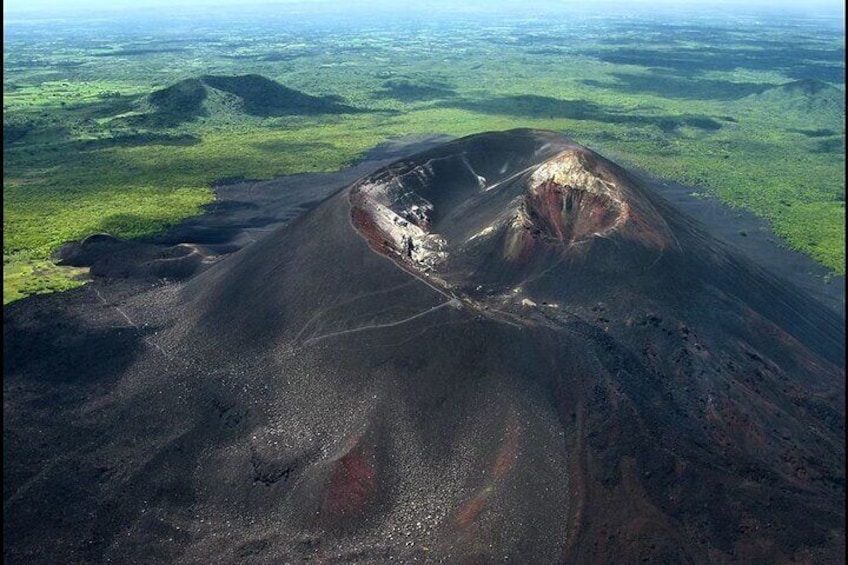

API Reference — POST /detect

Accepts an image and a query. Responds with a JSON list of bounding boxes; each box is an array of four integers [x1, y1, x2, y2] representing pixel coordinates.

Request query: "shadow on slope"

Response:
[[582, 72, 773, 101], [580, 45, 845, 83], [439, 95, 723, 132], [199, 74, 359, 117], [372, 78, 457, 102]]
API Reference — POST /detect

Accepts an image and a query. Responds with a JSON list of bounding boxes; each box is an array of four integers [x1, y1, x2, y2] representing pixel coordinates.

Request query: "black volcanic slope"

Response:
[[4, 129, 845, 564]]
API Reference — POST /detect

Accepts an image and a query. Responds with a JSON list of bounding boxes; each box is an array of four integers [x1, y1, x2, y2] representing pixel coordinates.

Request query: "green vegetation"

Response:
[[3, 10, 844, 303]]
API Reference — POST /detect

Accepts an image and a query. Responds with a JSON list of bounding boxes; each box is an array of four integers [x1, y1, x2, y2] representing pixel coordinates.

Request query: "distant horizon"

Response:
[[4, 0, 846, 21]]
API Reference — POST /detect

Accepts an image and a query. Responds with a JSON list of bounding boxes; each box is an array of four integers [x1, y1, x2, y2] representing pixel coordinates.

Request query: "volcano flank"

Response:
[[4, 129, 845, 564]]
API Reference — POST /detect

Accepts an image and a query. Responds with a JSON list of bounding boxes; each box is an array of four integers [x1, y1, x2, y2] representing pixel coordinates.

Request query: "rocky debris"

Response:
[[350, 180, 448, 271], [514, 149, 629, 245]]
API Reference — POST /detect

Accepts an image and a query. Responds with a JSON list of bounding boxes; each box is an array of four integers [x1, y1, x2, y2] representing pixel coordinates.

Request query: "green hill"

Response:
[[737, 79, 845, 126], [199, 74, 356, 117], [145, 78, 209, 126], [132, 74, 358, 127]]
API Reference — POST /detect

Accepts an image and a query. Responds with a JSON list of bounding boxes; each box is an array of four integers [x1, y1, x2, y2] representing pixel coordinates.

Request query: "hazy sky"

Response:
[[4, 0, 846, 17]]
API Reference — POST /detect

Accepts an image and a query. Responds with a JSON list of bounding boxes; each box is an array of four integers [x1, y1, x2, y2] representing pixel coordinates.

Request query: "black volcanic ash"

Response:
[[3, 129, 844, 565]]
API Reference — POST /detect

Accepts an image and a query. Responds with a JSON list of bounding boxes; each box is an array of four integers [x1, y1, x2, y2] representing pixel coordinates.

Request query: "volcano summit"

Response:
[[4, 129, 844, 564]]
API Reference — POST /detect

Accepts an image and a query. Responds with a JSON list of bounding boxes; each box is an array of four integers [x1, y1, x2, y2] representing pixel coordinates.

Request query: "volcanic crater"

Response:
[[3, 129, 844, 565]]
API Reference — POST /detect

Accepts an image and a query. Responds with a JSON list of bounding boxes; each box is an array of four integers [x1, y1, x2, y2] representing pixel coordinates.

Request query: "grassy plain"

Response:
[[3, 8, 845, 302]]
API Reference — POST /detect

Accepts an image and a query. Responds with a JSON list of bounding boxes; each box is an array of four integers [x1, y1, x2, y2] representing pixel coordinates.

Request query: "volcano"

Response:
[[4, 129, 844, 564]]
